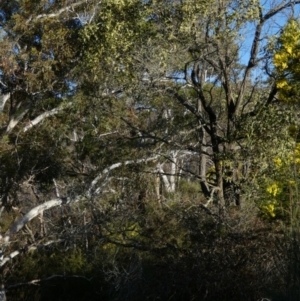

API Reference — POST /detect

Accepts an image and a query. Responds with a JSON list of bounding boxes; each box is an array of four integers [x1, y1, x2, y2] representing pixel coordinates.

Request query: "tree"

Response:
[[123, 0, 298, 208], [0, 1, 156, 298], [0, 0, 299, 300]]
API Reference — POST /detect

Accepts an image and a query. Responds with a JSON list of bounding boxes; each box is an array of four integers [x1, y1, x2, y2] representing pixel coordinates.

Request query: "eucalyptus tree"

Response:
[[0, 0, 156, 297]]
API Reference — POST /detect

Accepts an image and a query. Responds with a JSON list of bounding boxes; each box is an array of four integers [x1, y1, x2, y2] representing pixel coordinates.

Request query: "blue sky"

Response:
[[238, 0, 300, 80]]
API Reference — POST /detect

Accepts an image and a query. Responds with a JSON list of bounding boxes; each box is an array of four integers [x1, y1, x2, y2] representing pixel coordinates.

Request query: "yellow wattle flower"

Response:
[[273, 157, 282, 168], [266, 183, 280, 197], [263, 203, 276, 218], [276, 79, 288, 89]]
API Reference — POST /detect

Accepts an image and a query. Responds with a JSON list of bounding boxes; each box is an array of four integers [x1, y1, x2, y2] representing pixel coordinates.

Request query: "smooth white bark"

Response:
[[6, 109, 29, 133], [156, 150, 191, 193], [4, 198, 69, 242], [0, 239, 64, 267], [157, 163, 172, 192], [87, 155, 159, 197], [0, 154, 162, 271], [1, 155, 159, 245], [169, 151, 178, 192], [26, 0, 86, 24], [0, 251, 20, 267], [0, 93, 10, 112], [23, 102, 71, 132]]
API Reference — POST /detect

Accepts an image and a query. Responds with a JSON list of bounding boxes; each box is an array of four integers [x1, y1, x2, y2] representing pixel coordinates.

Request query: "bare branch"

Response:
[[3, 198, 71, 242], [234, 1, 300, 116], [0, 250, 20, 267], [23, 102, 71, 132], [0, 154, 159, 245], [98, 131, 119, 138], [53, 179, 60, 198], [6, 109, 29, 133], [6, 274, 92, 290], [87, 155, 159, 197], [264, 1, 300, 20], [26, 0, 87, 24], [0, 239, 64, 268], [0, 93, 10, 113]]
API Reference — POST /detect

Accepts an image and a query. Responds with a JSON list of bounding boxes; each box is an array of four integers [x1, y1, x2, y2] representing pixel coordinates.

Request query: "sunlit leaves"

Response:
[[273, 19, 300, 102], [80, 0, 147, 75]]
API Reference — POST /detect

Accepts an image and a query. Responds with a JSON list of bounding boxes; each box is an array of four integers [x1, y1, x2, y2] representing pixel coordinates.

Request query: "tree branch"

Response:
[[0, 239, 64, 267], [3, 198, 71, 242], [23, 103, 71, 132], [6, 109, 29, 133], [0, 93, 10, 113], [234, 1, 300, 117], [87, 155, 159, 197], [0, 251, 20, 268], [6, 274, 92, 290], [26, 0, 86, 24], [1, 155, 159, 245]]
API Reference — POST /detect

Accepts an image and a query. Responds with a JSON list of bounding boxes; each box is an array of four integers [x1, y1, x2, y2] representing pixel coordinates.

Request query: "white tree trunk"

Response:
[[169, 150, 178, 192], [157, 163, 172, 192]]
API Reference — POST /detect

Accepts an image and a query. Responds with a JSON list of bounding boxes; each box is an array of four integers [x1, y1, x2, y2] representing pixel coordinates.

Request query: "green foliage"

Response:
[[2, 0, 300, 300], [178, 179, 201, 196], [8, 248, 91, 281], [79, 0, 148, 75]]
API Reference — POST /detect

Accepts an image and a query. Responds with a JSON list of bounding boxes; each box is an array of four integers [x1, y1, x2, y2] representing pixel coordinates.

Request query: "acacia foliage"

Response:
[[273, 19, 300, 102]]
